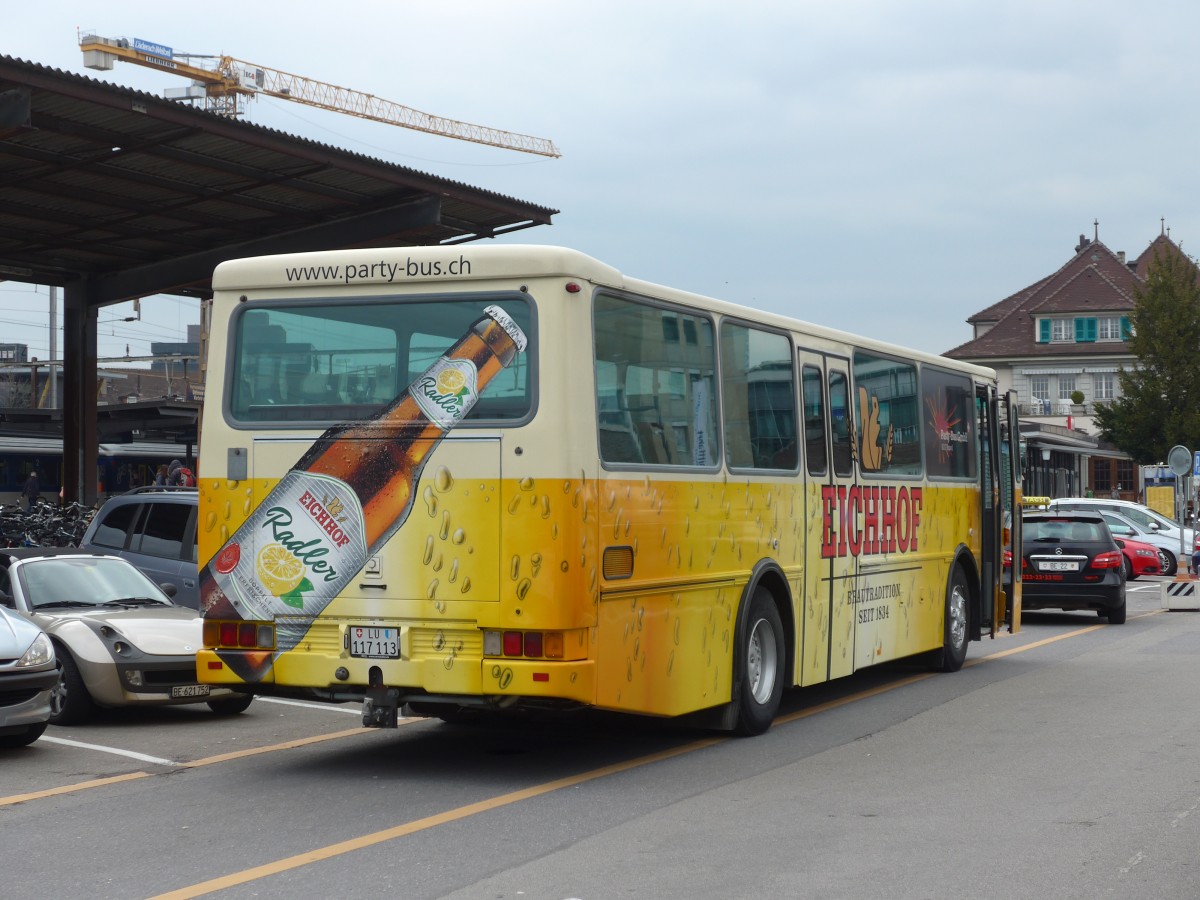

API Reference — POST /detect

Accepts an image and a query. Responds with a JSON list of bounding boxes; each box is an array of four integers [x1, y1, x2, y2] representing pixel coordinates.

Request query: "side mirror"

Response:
[[159, 581, 178, 598]]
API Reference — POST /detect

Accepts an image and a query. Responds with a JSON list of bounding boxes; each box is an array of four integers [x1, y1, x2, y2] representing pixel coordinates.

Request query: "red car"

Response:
[[1113, 535, 1162, 580]]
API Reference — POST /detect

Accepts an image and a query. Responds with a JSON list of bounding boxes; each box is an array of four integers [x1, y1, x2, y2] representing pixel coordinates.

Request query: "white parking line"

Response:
[[254, 696, 420, 722], [255, 696, 362, 714], [40, 735, 180, 767]]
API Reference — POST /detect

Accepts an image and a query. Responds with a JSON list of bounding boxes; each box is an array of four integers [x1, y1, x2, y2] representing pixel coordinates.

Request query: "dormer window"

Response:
[[1037, 316, 1131, 343]]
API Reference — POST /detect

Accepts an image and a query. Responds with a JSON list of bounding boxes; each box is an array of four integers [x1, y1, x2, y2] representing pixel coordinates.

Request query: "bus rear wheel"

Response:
[[733, 588, 785, 736], [934, 564, 970, 673]]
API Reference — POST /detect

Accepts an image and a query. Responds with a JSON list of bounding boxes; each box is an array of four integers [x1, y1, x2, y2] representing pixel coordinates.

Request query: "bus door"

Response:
[[1002, 390, 1022, 633], [798, 351, 857, 686], [975, 384, 1000, 639]]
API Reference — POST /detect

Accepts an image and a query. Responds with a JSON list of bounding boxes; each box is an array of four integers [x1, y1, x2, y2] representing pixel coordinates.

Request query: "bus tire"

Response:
[[934, 564, 970, 673], [733, 588, 785, 736]]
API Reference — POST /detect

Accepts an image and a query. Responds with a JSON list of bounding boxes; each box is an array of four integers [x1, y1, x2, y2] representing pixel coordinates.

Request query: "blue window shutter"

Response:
[[1074, 318, 1084, 341], [1075, 317, 1097, 342], [1038, 319, 1050, 343], [1120, 316, 1131, 339]]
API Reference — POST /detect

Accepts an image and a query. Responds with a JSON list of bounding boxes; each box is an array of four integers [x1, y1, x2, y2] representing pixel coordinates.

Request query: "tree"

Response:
[[1095, 244, 1200, 462]]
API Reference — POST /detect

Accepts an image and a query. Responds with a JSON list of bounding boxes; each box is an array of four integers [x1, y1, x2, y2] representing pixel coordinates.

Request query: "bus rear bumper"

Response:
[[203, 646, 596, 707]]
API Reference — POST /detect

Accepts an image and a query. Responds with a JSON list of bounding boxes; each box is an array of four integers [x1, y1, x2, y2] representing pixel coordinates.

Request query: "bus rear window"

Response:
[[228, 297, 533, 424]]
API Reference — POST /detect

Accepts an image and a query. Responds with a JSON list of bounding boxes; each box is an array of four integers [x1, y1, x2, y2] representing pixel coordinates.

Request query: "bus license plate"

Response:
[[349, 626, 400, 659], [1039, 560, 1079, 572], [171, 684, 210, 698]]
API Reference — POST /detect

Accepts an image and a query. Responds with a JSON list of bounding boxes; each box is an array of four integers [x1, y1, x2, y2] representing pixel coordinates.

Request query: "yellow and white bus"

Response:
[[197, 245, 1021, 735]]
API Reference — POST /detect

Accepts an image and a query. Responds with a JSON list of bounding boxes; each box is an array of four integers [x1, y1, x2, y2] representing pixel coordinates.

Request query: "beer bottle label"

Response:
[[412, 358, 480, 429], [210, 470, 368, 624]]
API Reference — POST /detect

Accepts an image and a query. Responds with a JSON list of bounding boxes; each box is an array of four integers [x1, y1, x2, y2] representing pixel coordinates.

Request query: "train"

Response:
[[0, 436, 192, 506]]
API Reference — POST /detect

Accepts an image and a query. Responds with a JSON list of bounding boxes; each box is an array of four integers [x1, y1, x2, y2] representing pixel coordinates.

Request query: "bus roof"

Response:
[[213, 244, 997, 381]]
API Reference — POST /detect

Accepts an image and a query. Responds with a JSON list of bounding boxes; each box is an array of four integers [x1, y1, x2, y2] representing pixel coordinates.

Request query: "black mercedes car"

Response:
[[1014, 512, 1127, 624]]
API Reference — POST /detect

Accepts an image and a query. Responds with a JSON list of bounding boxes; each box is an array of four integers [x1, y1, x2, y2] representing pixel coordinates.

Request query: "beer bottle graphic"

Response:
[[200, 305, 527, 677]]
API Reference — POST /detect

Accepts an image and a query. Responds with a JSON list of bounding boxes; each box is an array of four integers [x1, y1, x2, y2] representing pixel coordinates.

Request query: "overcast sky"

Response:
[[4, 1, 1198, 363]]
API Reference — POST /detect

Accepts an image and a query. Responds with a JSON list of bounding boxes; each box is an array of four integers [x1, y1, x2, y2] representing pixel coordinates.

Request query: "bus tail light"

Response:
[[503, 631, 523, 657], [204, 619, 275, 650], [484, 630, 566, 660]]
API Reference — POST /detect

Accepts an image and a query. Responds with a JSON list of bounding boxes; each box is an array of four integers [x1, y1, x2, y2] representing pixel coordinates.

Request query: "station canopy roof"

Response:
[[0, 54, 557, 301]]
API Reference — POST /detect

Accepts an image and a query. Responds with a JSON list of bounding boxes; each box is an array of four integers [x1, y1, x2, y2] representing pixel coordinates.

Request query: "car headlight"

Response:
[[17, 632, 54, 668]]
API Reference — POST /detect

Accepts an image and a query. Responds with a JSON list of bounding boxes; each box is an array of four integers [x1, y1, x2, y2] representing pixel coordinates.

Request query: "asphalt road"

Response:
[[4, 576, 1199, 899]]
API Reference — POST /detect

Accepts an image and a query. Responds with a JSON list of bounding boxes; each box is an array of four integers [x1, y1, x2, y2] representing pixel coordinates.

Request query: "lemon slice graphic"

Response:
[[435, 367, 466, 394], [256, 543, 305, 597]]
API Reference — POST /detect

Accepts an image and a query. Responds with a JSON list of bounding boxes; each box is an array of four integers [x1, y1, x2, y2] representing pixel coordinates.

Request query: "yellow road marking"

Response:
[[0, 727, 376, 807], [0, 771, 152, 807], [149, 737, 726, 900], [182, 725, 380, 768]]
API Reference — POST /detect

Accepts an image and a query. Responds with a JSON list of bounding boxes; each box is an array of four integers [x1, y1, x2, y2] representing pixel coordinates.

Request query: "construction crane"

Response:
[[78, 32, 560, 158]]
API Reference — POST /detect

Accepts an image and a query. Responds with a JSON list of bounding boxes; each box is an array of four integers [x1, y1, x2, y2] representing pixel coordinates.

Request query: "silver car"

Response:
[[0, 548, 252, 725], [0, 604, 57, 748]]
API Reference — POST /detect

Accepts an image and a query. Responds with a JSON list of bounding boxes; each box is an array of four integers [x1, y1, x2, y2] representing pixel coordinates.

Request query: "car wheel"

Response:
[[0, 722, 46, 748], [933, 564, 970, 672], [50, 652, 95, 726], [1122, 557, 1135, 581], [207, 693, 254, 715], [732, 588, 785, 736], [1160, 550, 1179, 577], [1107, 596, 1127, 625]]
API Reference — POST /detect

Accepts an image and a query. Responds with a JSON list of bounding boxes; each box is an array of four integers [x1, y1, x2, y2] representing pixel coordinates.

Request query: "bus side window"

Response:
[[594, 294, 717, 468], [720, 323, 797, 471], [802, 365, 827, 476], [829, 371, 853, 476]]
